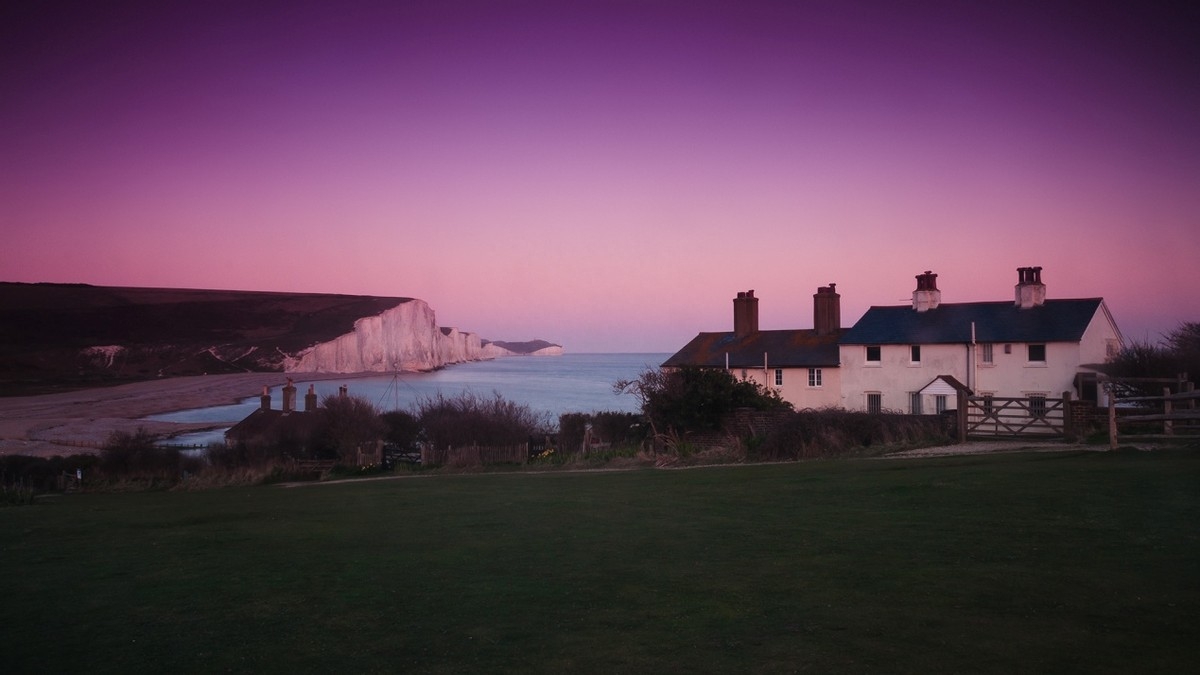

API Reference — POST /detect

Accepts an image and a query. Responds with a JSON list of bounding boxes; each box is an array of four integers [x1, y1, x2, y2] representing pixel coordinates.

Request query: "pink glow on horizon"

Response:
[[2, 1, 1197, 352]]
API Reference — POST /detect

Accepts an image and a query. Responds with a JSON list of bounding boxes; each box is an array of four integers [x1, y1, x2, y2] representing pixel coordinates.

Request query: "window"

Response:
[[866, 345, 881, 363], [1004, 343, 1012, 354], [1106, 339, 1119, 358], [867, 392, 882, 414], [910, 345, 921, 363], [808, 368, 822, 387], [774, 368, 783, 386], [981, 393, 995, 416], [935, 395, 947, 414], [1028, 344, 1046, 363], [910, 392, 922, 415], [981, 343, 994, 364], [1029, 394, 1047, 419]]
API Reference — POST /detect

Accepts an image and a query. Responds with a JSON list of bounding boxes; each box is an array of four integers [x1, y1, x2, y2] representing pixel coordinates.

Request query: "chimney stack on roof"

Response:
[[1015, 266, 1046, 308], [282, 378, 297, 413], [813, 283, 840, 336], [733, 290, 760, 338], [260, 386, 271, 411], [304, 384, 318, 412], [912, 271, 941, 312]]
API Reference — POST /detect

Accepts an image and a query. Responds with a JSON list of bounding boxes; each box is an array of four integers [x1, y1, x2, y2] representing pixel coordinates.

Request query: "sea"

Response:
[[149, 353, 670, 446]]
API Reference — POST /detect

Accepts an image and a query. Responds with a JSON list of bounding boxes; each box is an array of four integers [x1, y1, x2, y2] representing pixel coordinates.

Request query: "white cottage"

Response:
[[837, 268, 1123, 413]]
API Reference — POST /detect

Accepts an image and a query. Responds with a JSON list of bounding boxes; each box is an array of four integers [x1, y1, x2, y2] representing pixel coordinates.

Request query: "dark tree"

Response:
[[615, 367, 791, 435], [313, 394, 386, 463]]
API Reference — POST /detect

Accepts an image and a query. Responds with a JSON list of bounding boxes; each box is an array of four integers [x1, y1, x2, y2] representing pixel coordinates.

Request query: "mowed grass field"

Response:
[[2, 449, 1198, 673]]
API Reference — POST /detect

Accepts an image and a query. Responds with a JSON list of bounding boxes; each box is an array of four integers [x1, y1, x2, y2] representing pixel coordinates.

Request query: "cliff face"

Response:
[[285, 300, 487, 373]]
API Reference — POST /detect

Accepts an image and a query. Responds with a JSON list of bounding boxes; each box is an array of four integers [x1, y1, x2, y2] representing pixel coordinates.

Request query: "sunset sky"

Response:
[[3, 0, 1197, 352]]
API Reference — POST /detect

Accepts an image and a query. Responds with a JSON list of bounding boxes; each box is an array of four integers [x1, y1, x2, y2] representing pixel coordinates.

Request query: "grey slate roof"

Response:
[[839, 299, 1104, 345], [662, 329, 842, 369]]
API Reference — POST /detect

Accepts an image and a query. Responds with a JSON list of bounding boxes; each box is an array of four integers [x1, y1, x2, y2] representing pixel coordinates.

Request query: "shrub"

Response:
[[417, 392, 550, 449], [381, 410, 421, 450], [615, 367, 791, 435], [558, 411, 644, 455], [312, 394, 386, 463], [753, 408, 951, 460], [98, 428, 201, 480], [1, 453, 99, 493]]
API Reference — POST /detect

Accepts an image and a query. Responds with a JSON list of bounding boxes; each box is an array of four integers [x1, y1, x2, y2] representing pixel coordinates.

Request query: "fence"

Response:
[[956, 391, 1072, 442], [1107, 380, 1199, 449], [420, 443, 529, 466]]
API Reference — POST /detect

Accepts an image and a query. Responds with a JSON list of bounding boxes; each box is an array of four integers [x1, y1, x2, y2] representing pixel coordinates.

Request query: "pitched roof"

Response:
[[839, 299, 1104, 345], [225, 408, 322, 443], [919, 375, 972, 396], [662, 329, 842, 369]]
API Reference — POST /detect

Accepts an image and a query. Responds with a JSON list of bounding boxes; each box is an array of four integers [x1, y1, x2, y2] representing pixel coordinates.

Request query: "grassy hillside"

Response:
[[2, 450, 1197, 673], [0, 282, 408, 394]]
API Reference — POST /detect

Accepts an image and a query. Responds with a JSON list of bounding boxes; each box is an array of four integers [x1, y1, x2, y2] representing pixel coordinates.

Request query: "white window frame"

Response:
[[865, 345, 881, 365], [808, 368, 822, 387], [910, 392, 922, 415], [910, 345, 921, 365], [774, 368, 783, 387], [935, 395, 947, 414]]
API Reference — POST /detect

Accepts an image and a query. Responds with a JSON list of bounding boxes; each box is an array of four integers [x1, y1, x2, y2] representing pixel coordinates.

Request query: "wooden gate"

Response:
[[957, 392, 1070, 441]]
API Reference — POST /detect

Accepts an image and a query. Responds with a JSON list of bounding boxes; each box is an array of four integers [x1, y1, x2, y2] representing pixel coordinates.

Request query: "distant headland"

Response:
[[0, 282, 561, 396]]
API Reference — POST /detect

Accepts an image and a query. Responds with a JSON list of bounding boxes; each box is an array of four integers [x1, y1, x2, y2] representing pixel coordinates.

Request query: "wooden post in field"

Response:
[[1163, 386, 1174, 436], [1108, 387, 1118, 450]]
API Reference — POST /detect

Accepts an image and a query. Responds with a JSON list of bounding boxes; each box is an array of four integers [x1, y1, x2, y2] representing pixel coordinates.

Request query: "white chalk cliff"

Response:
[[283, 299, 556, 373]]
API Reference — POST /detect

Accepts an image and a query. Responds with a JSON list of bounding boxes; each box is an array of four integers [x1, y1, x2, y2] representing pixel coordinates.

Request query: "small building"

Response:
[[663, 285, 845, 409], [662, 267, 1124, 414], [838, 268, 1123, 412], [224, 379, 322, 450]]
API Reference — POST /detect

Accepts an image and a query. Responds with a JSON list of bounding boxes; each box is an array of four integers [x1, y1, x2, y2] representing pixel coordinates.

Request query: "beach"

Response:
[[0, 373, 341, 457]]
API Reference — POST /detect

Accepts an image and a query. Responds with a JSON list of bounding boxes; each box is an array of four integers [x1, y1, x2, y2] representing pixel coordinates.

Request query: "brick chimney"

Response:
[[1015, 266, 1046, 309], [813, 283, 840, 336], [733, 290, 759, 338], [912, 271, 941, 312], [282, 378, 296, 413], [260, 386, 271, 411], [304, 384, 318, 412]]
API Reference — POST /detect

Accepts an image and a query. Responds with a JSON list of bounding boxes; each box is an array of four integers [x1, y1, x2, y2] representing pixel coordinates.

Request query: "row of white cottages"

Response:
[[663, 267, 1123, 414]]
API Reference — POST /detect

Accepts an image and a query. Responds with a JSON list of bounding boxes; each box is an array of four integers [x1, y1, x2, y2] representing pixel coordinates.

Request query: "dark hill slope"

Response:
[[0, 283, 408, 394]]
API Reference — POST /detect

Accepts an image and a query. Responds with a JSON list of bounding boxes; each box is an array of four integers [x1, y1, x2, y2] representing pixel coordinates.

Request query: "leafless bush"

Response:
[[417, 391, 550, 449]]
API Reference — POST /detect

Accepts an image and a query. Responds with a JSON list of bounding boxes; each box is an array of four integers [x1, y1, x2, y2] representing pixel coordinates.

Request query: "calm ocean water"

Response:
[[150, 353, 669, 445]]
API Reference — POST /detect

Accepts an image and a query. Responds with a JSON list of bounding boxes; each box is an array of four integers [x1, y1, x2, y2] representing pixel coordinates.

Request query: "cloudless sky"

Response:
[[3, 0, 1198, 352]]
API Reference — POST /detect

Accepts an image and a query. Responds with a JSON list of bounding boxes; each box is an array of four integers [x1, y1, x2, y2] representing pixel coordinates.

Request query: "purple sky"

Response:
[[3, 0, 1198, 352]]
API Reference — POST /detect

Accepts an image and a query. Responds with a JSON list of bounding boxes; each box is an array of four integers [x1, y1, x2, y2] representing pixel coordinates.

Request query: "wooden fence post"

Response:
[[1163, 387, 1174, 436], [1062, 391, 1074, 441], [956, 389, 968, 444], [1108, 388, 1118, 450]]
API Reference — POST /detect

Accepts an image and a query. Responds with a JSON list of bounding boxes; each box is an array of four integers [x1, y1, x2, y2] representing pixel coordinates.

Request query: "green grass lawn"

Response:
[[2, 449, 1198, 673]]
